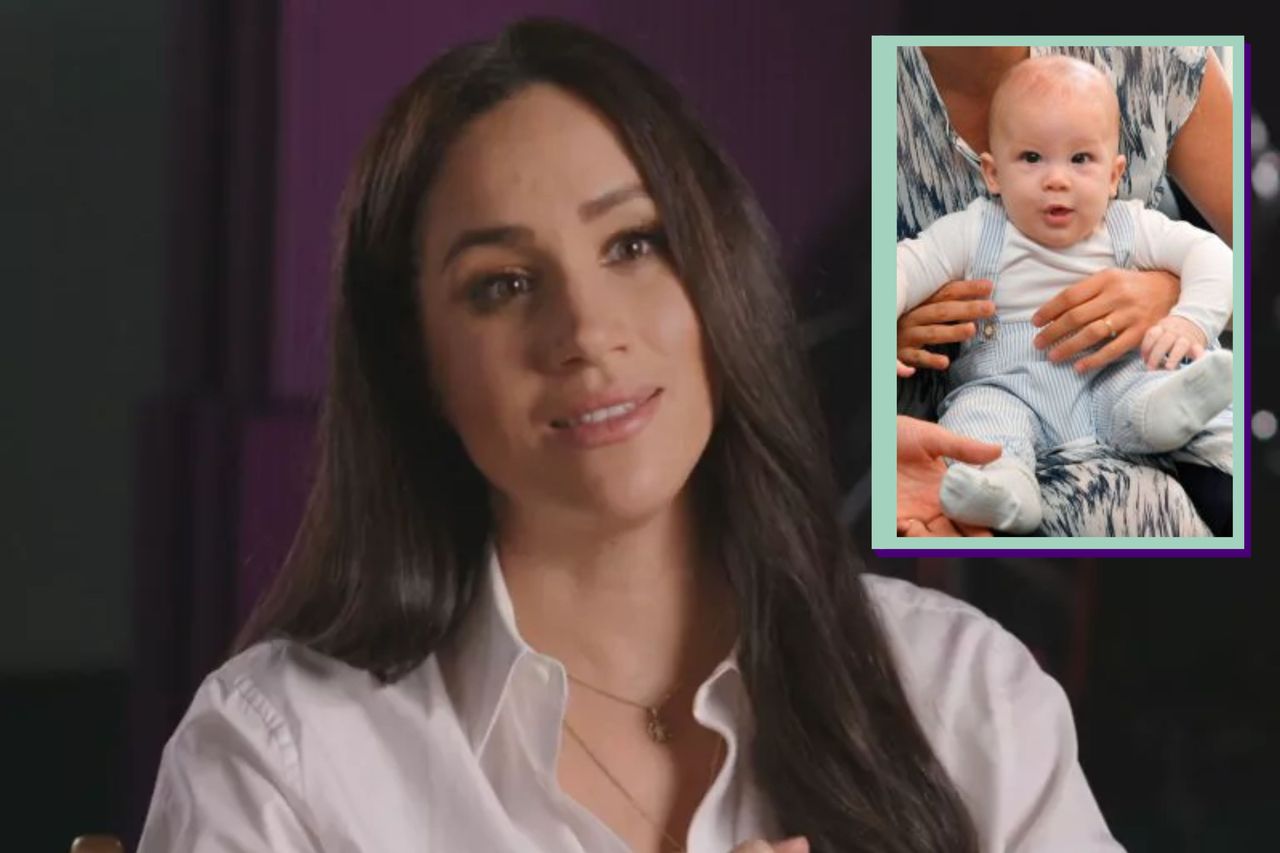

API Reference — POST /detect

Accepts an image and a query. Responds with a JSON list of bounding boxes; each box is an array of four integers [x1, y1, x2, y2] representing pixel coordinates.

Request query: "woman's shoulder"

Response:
[[187, 639, 442, 737], [205, 638, 373, 701], [859, 576, 1124, 848], [860, 574, 1053, 726], [861, 572, 1000, 638]]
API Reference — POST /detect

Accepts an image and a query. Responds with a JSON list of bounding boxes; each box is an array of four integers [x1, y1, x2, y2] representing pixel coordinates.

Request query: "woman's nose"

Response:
[[539, 271, 628, 370]]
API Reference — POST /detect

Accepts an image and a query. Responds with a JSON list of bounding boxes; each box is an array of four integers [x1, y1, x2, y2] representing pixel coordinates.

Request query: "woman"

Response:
[[138, 20, 1119, 852], [895, 45, 1234, 536]]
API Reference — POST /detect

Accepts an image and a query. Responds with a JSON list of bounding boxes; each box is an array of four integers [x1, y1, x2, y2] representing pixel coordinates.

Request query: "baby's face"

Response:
[[980, 89, 1126, 249]]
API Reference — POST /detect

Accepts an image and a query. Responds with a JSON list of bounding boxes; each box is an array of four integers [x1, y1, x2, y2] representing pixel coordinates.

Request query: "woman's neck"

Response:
[[920, 46, 1029, 97], [919, 47, 1030, 155], [496, 493, 733, 703]]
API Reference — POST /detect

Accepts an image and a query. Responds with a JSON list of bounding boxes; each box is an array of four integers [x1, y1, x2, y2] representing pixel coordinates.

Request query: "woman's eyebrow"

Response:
[[578, 183, 647, 222], [439, 184, 649, 273], [439, 224, 534, 272]]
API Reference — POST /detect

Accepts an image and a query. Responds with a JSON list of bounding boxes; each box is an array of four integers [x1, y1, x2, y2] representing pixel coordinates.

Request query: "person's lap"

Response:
[[899, 369, 1223, 537], [1036, 444, 1211, 537]]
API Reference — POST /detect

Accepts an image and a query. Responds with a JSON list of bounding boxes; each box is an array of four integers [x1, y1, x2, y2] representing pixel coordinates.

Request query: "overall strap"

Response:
[[971, 197, 1009, 285], [1102, 199, 1137, 269], [967, 197, 1008, 342]]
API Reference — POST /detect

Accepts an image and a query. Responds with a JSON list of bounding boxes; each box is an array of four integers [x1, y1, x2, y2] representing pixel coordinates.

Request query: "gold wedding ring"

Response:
[[1102, 317, 1117, 339]]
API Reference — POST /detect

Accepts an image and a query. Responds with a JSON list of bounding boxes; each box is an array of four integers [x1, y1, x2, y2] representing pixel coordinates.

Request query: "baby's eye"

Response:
[[1071, 152, 1094, 164], [468, 272, 533, 311], [604, 226, 668, 265], [1018, 151, 1042, 163]]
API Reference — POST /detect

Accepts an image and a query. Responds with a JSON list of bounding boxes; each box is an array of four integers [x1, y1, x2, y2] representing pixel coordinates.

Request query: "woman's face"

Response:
[[418, 83, 715, 530]]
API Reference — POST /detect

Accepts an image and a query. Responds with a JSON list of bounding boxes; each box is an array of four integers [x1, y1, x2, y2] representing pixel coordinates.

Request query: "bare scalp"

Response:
[[988, 55, 1121, 151]]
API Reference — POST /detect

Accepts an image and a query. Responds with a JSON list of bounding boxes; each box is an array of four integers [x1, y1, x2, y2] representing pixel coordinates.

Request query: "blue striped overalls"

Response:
[[937, 199, 1230, 475]]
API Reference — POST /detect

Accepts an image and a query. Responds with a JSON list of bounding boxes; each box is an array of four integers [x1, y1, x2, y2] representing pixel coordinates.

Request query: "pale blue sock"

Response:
[[940, 461, 1042, 534]]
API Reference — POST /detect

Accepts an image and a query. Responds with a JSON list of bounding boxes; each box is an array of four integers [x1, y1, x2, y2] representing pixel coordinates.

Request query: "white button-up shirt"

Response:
[[138, 556, 1124, 852]]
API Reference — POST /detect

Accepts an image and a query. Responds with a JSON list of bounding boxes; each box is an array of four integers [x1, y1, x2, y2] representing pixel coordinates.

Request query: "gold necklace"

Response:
[[562, 718, 725, 853], [566, 671, 677, 744]]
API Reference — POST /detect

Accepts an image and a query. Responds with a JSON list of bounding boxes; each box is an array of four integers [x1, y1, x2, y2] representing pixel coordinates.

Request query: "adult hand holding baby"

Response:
[[1030, 267, 1180, 373], [896, 279, 996, 370]]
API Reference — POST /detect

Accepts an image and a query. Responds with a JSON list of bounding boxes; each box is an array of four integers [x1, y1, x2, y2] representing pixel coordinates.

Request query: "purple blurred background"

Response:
[[4, 2, 1278, 850]]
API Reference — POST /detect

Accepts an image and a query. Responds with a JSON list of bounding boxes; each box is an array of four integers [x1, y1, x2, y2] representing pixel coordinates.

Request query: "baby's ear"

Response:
[[1109, 153, 1127, 197], [980, 153, 1001, 195]]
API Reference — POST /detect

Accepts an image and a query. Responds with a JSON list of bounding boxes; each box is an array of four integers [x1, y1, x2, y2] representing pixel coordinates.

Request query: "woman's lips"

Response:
[[548, 388, 663, 449]]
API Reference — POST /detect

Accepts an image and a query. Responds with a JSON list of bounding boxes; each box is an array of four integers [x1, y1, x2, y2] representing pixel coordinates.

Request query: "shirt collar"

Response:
[[440, 546, 749, 756], [440, 547, 530, 756]]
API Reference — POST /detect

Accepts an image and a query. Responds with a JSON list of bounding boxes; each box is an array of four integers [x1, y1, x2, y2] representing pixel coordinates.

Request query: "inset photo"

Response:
[[870, 39, 1246, 552]]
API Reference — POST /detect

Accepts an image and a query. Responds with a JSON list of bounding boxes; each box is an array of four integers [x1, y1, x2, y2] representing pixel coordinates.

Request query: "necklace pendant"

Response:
[[646, 707, 671, 744]]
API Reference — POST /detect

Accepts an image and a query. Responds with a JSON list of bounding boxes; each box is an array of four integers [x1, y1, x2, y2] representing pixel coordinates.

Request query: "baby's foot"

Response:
[[1138, 350, 1233, 452], [940, 463, 1042, 534]]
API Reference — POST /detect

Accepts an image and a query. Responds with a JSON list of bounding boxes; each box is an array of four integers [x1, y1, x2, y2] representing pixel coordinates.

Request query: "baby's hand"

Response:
[[1140, 315, 1207, 370]]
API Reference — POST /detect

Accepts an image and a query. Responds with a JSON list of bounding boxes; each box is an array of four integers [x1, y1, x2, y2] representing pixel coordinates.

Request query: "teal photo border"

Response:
[[870, 36, 1247, 552]]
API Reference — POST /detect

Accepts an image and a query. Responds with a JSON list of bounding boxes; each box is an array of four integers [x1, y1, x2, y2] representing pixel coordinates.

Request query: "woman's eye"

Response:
[[604, 227, 667, 264], [1019, 151, 1041, 163], [468, 272, 533, 310], [1071, 152, 1093, 164]]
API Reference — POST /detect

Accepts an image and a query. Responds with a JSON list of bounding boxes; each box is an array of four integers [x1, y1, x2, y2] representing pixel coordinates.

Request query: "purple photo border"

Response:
[[878, 41, 1253, 560]]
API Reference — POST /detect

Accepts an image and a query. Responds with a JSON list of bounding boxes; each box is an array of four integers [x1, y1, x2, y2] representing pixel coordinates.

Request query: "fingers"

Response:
[[955, 520, 994, 537], [899, 321, 977, 347], [927, 278, 993, 303], [898, 516, 991, 537], [1044, 315, 1119, 363], [1031, 273, 1104, 328], [1072, 327, 1141, 373], [902, 298, 996, 326], [1142, 326, 1177, 370], [1034, 303, 1112, 353], [1165, 336, 1192, 368], [898, 347, 950, 371], [918, 429, 1002, 466], [898, 518, 931, 537], [896, 358, 915, 378], [921, 516, 963, 536], [896, 280, 993, 374]]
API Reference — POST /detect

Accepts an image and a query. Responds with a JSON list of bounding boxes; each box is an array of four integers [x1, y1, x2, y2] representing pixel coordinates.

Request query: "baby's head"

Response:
[[980, 55, 1126, 249]]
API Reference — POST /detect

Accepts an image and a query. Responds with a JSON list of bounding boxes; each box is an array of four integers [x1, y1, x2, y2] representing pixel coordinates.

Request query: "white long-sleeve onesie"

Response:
[[896, 197, 1231, 344]]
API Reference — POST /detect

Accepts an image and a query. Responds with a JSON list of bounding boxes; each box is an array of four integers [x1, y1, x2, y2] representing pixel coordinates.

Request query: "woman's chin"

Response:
[[571, 477, 689, 528]]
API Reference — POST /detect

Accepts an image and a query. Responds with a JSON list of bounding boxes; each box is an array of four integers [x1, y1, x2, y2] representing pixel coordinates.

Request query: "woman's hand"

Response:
[[1140, 315, 1207, 369], [730, 838, 809, 853], [897, 279, 995, 371], [1031, 268, 1180, 373], [897, 415, 1002, 537]]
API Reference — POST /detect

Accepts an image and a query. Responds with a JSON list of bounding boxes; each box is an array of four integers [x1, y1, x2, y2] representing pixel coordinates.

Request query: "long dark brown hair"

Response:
[[237, 17, 978, 852]]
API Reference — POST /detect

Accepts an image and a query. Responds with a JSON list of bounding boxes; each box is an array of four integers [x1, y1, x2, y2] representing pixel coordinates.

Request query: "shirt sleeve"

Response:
[[1158, 46, 1210, 145], [136, 673, 323, 853], [1130, 202, 1233, 341], [983, 635, 1124, 853], [870, 579, 1125, 853], [897, 205, 974, 316]]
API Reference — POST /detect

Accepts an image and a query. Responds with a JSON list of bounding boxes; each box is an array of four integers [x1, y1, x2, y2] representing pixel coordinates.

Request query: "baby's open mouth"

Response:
[[1042, 204, 1075, 225]]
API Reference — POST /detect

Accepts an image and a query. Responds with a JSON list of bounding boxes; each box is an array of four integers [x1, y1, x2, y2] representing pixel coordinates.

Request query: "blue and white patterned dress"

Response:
[[896, 45, 1220, 536]]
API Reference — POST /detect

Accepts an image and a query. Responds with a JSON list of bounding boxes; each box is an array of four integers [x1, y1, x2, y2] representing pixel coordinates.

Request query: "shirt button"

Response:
[[982, 322, 996, 339]]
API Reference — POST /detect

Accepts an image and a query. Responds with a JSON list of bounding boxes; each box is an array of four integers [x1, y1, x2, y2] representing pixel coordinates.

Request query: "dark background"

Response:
[[4, 1, 1276, 850]]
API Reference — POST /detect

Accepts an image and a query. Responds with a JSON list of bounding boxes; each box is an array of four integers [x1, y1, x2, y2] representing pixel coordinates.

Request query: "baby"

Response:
[[896, 55, 1233, 534]]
